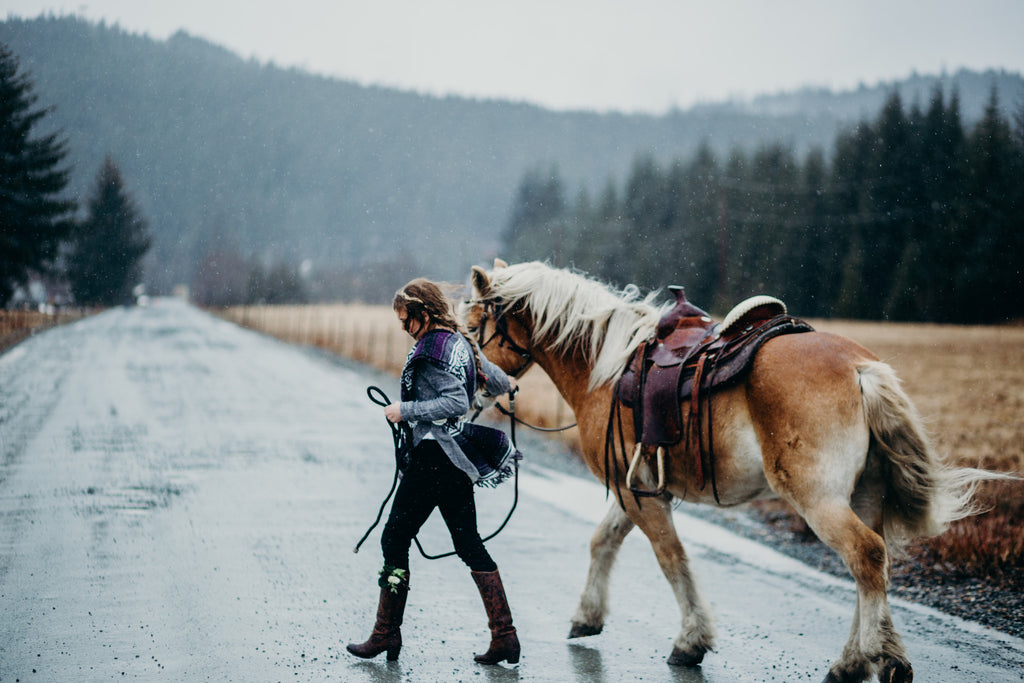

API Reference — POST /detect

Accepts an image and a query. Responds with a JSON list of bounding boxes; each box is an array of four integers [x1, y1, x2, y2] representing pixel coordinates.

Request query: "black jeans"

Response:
[[381, 440, 497, 573]]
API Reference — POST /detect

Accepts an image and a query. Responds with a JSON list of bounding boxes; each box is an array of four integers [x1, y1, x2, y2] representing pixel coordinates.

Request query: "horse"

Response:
[[459, 259, 1005, 683]]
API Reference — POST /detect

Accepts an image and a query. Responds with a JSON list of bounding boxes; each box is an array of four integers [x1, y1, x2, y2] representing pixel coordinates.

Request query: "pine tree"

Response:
[[678, 142, 721, 307], [869, 91, 912, 317], [714, 150, 749, 311], [789, 147, 832, 316], [622, 154, 669, 288], [831, 122, 876, 318], [892, 86, 966, 321], [0, 43, 74, 307], [501, 165, 567, 263], [66, 157, 152, 306], [960, 87, 1020, 322]]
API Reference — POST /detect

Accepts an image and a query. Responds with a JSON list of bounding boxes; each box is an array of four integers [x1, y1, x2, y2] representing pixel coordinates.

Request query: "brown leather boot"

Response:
[[471, 569, 520, 665], [347, 569, 409, 660]]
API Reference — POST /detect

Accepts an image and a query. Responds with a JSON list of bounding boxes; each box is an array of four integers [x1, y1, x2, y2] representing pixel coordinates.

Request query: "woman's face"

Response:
[[396, 306, 426, 340]]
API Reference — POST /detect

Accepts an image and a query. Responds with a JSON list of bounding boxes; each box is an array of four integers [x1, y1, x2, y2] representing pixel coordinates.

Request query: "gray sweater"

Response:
[[399, 335, 513, 482]]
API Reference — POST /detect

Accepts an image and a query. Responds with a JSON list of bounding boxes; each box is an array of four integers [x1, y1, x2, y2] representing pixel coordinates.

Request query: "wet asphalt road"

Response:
[[1, 300, 1021, 682]]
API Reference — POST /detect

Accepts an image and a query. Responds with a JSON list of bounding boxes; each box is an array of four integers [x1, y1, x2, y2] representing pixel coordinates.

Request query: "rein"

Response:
[[353, 385, 521, 560], [490, 400, 577, 433]]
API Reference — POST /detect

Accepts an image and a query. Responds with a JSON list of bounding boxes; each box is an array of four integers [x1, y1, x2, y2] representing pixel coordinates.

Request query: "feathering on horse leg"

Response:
[[569, 503, 634, 638], [824, 594, 870, 683], [624, 496, 715, 666]]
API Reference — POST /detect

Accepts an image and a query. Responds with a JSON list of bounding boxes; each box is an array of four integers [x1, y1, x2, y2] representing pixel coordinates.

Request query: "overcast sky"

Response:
[[6, 0, 1024, 114]]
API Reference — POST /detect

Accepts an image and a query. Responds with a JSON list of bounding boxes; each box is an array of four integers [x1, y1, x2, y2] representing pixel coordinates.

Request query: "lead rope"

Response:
[[352, 386, 409, 554], [354, 385, 521, 560]]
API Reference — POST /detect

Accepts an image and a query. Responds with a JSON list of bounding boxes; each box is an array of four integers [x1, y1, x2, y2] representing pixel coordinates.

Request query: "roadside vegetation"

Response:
[[0, 308, 92, 354]]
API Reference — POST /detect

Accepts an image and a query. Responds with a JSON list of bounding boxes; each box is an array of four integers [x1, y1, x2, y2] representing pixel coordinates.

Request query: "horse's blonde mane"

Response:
[[478, 262, 664, 389]]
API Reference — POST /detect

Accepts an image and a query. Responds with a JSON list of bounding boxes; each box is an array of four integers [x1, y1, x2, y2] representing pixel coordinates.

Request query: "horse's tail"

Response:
[[856, 360, 1007, 556]]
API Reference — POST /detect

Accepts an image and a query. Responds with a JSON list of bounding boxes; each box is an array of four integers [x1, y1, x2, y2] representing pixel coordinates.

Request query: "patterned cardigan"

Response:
[[398, 329, 513, 482]]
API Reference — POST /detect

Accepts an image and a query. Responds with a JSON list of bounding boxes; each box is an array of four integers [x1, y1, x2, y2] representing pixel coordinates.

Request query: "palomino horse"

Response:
[[460, 259, 1002, 683]]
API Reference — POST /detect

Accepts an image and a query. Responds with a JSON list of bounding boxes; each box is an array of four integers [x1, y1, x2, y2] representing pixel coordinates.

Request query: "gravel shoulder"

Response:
[[740, 503, 1024, 640]]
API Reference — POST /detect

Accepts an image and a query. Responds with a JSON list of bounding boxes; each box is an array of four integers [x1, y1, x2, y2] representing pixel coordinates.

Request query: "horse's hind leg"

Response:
[[799, 501, 911, 683], [749, 339, 912, 682], [569, 503, 634, 638]]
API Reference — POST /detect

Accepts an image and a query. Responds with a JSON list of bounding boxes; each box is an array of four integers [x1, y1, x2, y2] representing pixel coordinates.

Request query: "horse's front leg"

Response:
[[569, 502, 635, 638], [627, 494, 716, 666]]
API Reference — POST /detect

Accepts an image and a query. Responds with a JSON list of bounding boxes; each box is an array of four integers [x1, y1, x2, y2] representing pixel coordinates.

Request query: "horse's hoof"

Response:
[[821, 667, 875, 683], [667, 646, 705, 667], [567, 622, 603, 638], [880, 660, 913, 683]]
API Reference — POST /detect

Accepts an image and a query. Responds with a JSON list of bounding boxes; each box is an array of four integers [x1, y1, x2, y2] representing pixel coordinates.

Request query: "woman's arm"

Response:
[[480, 355, 513, 396], [399, 362, 471, 423]]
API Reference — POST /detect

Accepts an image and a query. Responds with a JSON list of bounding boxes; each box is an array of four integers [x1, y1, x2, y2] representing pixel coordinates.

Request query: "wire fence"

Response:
[[219, 303, 580, 450], [0, 308, 94, 353]]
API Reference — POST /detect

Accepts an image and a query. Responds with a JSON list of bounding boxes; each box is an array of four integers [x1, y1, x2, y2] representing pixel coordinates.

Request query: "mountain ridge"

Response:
[[3, 15, 1021, 296]]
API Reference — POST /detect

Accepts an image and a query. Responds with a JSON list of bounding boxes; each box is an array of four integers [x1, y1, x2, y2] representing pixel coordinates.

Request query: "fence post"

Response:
[[366, 323, 376, 366]]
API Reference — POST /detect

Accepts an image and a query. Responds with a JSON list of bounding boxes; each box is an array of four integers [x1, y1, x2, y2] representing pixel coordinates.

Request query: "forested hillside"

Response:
[[504, 89, 1024, 323], [2, 15, 1021, 302]]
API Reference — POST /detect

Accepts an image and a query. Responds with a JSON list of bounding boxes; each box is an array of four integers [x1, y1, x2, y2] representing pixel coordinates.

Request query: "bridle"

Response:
[[475, 301, 534, 379], [472, 300, 578, 434]]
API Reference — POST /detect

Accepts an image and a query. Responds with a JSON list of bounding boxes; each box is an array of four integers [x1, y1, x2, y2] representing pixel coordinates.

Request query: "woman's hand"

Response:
[[384, 403, 403, 423], [508, 377, 518, 394]]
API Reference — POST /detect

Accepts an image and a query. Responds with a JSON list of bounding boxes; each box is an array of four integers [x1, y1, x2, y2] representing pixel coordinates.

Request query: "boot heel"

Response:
[[506, 651, 520, 664], [386, 644, 401, 661]]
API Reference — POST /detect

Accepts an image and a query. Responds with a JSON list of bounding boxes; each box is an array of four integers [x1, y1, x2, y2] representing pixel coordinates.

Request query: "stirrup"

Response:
[[626, 443, 666, 497]]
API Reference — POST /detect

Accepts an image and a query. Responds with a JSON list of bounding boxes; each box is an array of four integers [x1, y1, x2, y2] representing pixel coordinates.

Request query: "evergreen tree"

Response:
[[563, 185, 606, 276], [868, 92, 912, 317], [592, 180, 627, 282], [889, 86, 966, 321], [499, 81, 1024, 324], [0, 43, 74, 307], [788, 147, 832, 316], [960, 87, 1020, 322], [501, 165, 567, 263], [678, 143, 721, 307], [714, 150, 749, 311], [658, 160, 688, 287], [748, 143, 800, 297], [622, 154, 669, 288], [66, 157, 151, 306], [833, 122, 879, 318]]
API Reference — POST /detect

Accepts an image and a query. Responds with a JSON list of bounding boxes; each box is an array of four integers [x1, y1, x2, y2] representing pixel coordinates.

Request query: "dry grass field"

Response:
[[222, 305, 1023, 576], [0, 308, 93, 354]]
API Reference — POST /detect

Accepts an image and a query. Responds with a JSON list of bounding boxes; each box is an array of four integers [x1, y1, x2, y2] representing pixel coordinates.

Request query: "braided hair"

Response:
[[393, 278, 487, 382]]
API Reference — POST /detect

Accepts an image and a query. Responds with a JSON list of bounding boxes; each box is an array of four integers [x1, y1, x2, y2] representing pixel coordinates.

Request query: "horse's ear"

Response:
[[471, 265, 492, 297], [493, 258, 508, 269]]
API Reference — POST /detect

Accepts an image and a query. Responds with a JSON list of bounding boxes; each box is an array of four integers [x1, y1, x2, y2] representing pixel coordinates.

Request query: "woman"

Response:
[[347, 278, 521, 665]]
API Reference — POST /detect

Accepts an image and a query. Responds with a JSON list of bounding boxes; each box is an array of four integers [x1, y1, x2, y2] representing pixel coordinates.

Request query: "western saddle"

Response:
[[614, 286, 814, 501]]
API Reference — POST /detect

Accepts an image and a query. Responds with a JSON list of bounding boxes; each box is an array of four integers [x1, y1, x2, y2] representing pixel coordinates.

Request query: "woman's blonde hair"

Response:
[[393, 278, 486, 380]]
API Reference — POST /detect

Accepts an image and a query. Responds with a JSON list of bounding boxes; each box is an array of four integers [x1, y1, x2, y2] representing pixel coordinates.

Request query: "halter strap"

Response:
[[477, 302, 533, 378]]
